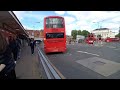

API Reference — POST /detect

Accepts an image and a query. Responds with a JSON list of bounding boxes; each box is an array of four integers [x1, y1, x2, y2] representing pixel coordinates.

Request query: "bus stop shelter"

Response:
[[0, 11, 28, 37]]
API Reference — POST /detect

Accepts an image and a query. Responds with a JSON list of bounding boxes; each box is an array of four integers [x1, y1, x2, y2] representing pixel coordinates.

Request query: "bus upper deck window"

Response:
[[46, 18, 64, 28]]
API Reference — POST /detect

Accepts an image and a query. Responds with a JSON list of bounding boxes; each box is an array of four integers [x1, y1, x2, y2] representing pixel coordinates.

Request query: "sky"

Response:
[[13, 11, 120, 35]]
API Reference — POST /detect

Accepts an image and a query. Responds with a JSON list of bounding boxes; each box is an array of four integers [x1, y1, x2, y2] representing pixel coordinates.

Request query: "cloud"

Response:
[[13, 11, 26, 21], [23, 25, 34, 30], [66, 11, 120, 32], [13, 11, 44, 21], [64, 16, 76, 24], [25, 11, 33, 13], [66, 24, 76, 35], [55, 11, 65, 15], [102, 23, 119, 30], [13, 11, 120, 35]]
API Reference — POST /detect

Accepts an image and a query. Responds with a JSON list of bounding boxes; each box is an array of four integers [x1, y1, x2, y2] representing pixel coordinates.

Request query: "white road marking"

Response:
[[94, 44, 103, 47], [106, 46, 116, 48], [77, 51, 100, 56], [76, 57, 120, 77], [114, 48, 120, 50]]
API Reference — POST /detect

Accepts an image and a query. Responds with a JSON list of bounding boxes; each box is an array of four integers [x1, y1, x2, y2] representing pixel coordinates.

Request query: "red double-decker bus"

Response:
[[85, 33, 96, 44], [43, 16, 66, 53]]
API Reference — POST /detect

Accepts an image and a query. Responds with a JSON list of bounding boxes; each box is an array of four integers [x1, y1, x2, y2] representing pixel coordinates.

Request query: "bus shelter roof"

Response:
[[0, 11, 28, 37]]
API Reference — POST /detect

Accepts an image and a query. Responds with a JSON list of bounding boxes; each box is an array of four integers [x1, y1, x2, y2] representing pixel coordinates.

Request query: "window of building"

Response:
[[32, 32, 34, 36]]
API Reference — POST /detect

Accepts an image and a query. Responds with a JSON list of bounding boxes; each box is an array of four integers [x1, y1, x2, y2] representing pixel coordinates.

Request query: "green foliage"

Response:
[[115, 33, 120, 37], [77, 30, 82, 35], [81, 30, 90, 37], [71, 30, 77, 39], [71, 30, 90, 39]]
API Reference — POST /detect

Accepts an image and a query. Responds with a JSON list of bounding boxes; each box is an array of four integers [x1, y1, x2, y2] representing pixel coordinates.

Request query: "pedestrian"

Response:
[[69, 39, 71, 44], [16, 36, 21, 59], [98, 37, 102, 44], [28, 38, 31, 46], [0, 32, 16, 79], [8, 36, 19, 63], [30, 38, 36, 54]]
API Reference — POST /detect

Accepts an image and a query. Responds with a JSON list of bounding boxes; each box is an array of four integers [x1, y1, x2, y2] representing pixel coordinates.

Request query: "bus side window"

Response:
[[46, 24, 49, 28]]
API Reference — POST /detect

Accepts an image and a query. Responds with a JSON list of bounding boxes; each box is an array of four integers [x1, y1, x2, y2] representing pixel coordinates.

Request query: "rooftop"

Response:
[[93, 28, 109, 31]]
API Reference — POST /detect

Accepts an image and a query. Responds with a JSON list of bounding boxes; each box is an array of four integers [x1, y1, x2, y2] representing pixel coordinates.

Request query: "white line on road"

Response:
[[114, 48, 120, 50], [77, 51, 100, 56], [106, 46, 116, 48], [94, 44, 103, 46]]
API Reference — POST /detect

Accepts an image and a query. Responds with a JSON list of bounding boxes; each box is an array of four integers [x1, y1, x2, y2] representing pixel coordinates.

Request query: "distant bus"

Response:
[[43, 16, 66, 53], [105, 37, 120, 42], [85, 33, 96, 44]]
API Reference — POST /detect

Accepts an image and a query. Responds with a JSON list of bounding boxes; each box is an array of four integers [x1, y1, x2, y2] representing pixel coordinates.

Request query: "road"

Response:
[[39, 42, 120, 79]]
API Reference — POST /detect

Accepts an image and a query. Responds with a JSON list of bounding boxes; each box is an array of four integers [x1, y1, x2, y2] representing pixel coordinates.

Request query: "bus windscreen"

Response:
[[46, 33, 64, 39], [46, 18, 64, 28]]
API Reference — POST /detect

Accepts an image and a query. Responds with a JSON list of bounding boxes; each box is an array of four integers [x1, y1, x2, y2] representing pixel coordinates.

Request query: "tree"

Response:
[[81, 30, 90, 37], [115, 33, 120, 38], [71, 30, 77, 39], [71, 30, 90, 39], [77, 30, 82, 35]]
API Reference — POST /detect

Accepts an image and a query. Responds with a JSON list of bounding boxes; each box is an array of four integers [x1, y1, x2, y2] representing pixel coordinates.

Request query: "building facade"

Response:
[[91, 28, 116, 39], [26, 29, 44, 41]]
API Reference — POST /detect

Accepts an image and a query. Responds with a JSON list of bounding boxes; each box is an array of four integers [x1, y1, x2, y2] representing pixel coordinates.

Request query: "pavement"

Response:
[[15, 44, 42, 79], [40, 41, 120, 79]]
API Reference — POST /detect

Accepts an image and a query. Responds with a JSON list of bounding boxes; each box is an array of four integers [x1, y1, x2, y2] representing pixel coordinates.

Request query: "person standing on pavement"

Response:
[[16, 36, 21, 59], [30, 38, 36, 54], [8, 36, 19, 63], [0, 32, 16, 79]]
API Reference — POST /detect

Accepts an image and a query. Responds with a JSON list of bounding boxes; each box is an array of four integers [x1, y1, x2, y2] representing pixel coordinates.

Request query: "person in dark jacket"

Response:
[[8, 36, 19, 63], [30, 38, 36, 54], [0, 32, 16, 79], [16, 36, 21, 59]]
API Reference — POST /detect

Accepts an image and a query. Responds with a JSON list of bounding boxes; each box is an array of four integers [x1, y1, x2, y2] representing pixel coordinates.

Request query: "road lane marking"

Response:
[[94, 44, 103, 46], [77, 51, 100, 56], [106, 46, 116, 48], [76, 57, 120, 77], [114, 48, 120, 50]]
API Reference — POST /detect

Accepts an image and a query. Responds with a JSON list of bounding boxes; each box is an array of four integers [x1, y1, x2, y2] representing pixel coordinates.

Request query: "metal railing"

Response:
[[37, 46, 65, 79]]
